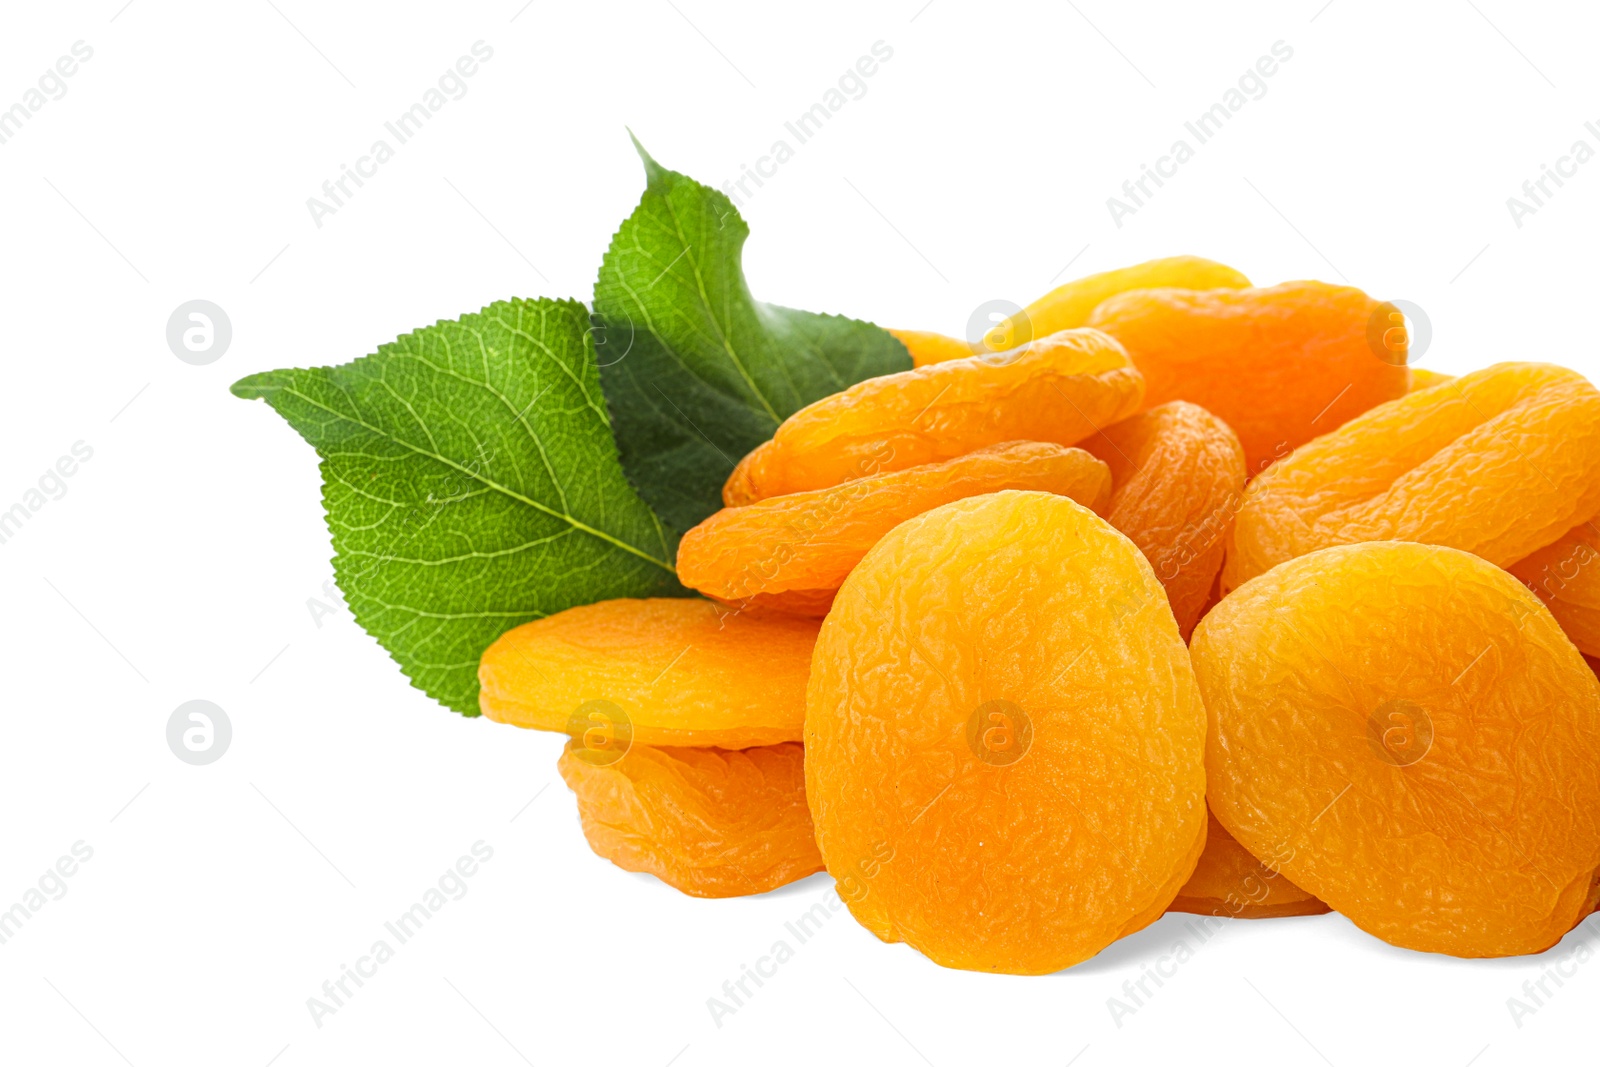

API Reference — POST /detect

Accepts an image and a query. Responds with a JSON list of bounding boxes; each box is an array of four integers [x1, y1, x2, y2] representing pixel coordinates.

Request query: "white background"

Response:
[[2, 1, 1597, 1065]]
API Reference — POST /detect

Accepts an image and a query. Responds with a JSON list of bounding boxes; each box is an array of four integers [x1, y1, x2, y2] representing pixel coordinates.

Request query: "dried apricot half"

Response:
[[993, 255, 1250, 354], [479, 598, 818, 748], [558, 740, 823, 898], [680, 442, 1111, 615], [723, 328, 1143, 505], [1224, 363, 1600, 591], [1087, 281, 1409, 475], [1168, 809, 1329, 919], [1192, 540, 1600, 957], [806, 491, 1207, 974], [1408, 367, 1454, 392], [1081, 401, 1246, 638], [1509, 521, 1600, 656], [888, 328, 977, 368], [890, 255, 1250, 367]]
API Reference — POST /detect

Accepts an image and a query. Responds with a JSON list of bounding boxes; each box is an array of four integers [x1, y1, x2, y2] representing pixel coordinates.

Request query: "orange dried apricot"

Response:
[[1086, 281, 1409, 475], [993, 255, 1251, 353], [888, 328, 977, 368], [1408, 366, 1454, 392], [680, 442, 1111, 615], [1168, 809, 1329, 919], [890, 256, 1250, 367], [1081, 401, 1246, 638], [479, 598, 818, 748], [805, 491, 1207, 974], [1194, 573, 1225, 635], [1509, 521, 1600, 656], [558, 740, 823, 898], [1192, 540, 1600, 957], [724, 328, 1143, 505], [722, 444, 769, 508], [1224, 363, 1600, 592]]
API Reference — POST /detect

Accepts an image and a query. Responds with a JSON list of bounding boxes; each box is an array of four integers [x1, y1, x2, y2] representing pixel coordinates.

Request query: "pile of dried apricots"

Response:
[[478, 256, 1600, 974]]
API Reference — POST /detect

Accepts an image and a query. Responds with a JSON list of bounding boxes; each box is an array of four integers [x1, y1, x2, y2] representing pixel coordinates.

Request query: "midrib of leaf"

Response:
[[661, 193, 781, 427], [272, 383, 676, 573]]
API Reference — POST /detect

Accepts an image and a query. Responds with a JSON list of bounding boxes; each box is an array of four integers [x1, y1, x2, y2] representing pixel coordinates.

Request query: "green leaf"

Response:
[[594, 137, 912, 532], [232, 297, 685, 716]]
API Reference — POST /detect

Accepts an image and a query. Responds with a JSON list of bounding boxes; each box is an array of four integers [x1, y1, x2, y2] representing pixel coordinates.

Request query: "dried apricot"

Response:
[[889, 328, 977, 368], [890, 256, 1250, 367], [992, 255, 1250, 353], [724, 328, 1143, 505], [1086, 281, 1409, 475], [1168, 809, 1329, 919], [1192, 540, 1600, 957], [479, 598, 818, 748], [1081, 401, 1246, 638], [1194, 573, 1225, 635], [680, 442, 1111, 615], [1224, 363, 1600, 592], [1509, 521, 1600, 656], [805, 491, 1207, 974], [722, 445, 769, 508], [1408, 367, 1454, 392], [558, 740, 823, 898]]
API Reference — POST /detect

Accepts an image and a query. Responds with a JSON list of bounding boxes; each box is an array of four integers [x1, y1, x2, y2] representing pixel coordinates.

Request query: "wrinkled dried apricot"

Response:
[[1224, 363, 1600, 591], [1168, 810, 1329, 919], [723, 328, 1143, 505], [558, 740, 823, 898], [1087, 281, 1409, 475], [994, 255, 1251, 353], [1081, 401, 1246, 638], [1196, 570, 1226, 627], [479, 598, 818, 748], [1408, 367, 1454, 392], [891, 256, 1250, 367], [1192, 540, 1600, 956], [806, 491, 1207, 974], [888, 328, 978, 368], [681, 442, 1111, 615], [1510, 521, 1600, 656]]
